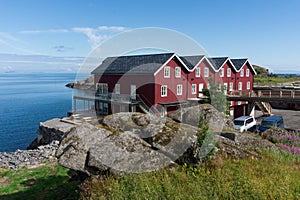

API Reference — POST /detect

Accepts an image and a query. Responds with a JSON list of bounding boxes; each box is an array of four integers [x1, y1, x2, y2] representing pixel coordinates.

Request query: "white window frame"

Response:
[[96, 83, 108, 94], [177, 84, 183, 96], [240, 69, 244, 77], [114, 84, 120, 94], [246, 69, 250, 77], [220, 68, 224, 77], [223, 83, 228, 94], [204, 67, 209, 78], [227, 68, 231, 77], [229, 82, 233, 91], [175, 67, 181, 78], [164, 67, 170, 78], [238, 82, 243, 91], [191, 84, 197, 94], [247, 81, 251, 90], [161, 85, 167, 97], [195, 68, 201, 77]]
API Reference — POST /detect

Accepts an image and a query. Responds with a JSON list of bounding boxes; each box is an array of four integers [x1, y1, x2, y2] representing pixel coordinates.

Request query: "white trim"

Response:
[[195, 67, 201, 77], [240, 68, 244, 77], [115, 83, 120, 94], [191, 84, 197, 94], [246, 68, 250, 77], [229, 82, 233, 91], [175, 66, 181, 78], [164, 66, 170, 78], [204, 67, 209, 77], [161, 85, 167, 97], [230, 59, 257, 75], [177, 84, 183, 96], [247, 81, 251, 90], [238, 82, 243, 91], [227, 68, 231, 77], [220, 68, 224, 77]]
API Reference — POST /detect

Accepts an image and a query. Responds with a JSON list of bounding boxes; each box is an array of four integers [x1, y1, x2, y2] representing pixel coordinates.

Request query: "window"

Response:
[[191, 84, 197, 94], [103, 103, 108, 113], [175, 67, 181, 78], [114, 84, 120, 94], [96, 83, 108, 94], [247, 81, 251, 90], [195, 68, 201, 77], [177, 84, 183, 95], [240, 69, 244, 77], [204, 67, 209, 77], [207, 83, 210, 89], [220, 68, 224, 77], [164, 67, 170, 78], [227, 68, 231, 77], [246, 69, 250, 77], [238, 101, 242, 105], [238, 82, 243, 90], [223, 83, 228, 94], [229, 82, 233, 91], [161, 85, 167, 97]]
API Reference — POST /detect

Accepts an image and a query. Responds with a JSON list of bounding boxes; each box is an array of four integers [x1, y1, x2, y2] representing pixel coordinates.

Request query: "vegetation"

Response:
[[1, 150, 299, 200], [0, 164, 79, 200], [80, 152, 300, 199]]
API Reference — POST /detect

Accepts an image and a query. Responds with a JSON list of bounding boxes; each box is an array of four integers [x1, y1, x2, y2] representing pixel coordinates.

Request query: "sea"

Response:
[[0, 73, 77, 152]]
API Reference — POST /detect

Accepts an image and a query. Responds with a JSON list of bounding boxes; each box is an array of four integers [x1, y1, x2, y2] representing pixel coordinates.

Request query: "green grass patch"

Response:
[[81, 152, 300, 200], [254, 77, 300, 86], [0, 164, 79, 200]]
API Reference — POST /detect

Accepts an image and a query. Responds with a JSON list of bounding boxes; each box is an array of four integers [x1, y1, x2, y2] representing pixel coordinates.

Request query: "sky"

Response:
[[0, 0, 300, 73]]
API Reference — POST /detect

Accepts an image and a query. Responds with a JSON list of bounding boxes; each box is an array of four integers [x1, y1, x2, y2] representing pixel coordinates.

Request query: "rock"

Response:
[[0, 141, 59, 170], [56, 123, 173, 176], [27, 118, 76, 149], [66, 75, 94, 91], [168, 104, 234, 131], [215, 131, 281, 160]]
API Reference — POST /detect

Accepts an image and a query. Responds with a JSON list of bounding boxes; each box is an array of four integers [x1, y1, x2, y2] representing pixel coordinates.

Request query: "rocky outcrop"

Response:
[[56, 123, 174, 176], [0, 141, 59, 170], [168, 104, 234, 131], [57, 111, 280, 176], [27, 118, 76, 149], [215, 131, 281, 159], [66, 75, 94, 91]]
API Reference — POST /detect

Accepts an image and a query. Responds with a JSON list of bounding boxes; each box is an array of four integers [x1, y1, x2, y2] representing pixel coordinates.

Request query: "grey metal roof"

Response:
[[208, 57, 229, 71], [179, 55, 205, 70], [91, 53, 175, 75], [231, 59, 248, 70]]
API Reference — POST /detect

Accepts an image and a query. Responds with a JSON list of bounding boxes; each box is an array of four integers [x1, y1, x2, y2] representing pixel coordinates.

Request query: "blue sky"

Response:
[[0, 0, 300, 73]]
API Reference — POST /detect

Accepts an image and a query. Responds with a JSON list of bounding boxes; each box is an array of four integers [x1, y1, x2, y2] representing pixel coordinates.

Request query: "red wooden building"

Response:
[[90, 53, 256, 117]]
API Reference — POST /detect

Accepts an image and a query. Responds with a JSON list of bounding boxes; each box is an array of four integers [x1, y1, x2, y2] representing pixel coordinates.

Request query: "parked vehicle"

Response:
[[258, 115, 284, 132], [234, 116, 257, 132]]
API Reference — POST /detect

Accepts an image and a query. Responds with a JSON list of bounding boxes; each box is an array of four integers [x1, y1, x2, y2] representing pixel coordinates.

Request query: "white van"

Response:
[[234, 116, 257, 132]]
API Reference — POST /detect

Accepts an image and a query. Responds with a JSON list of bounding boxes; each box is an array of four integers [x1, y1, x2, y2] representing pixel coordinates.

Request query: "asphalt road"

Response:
[[255, 108, 300, 130]]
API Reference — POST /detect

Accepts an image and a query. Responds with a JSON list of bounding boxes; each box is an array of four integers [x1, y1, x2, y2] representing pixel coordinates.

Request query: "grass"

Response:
[[80, 151, 300, 200], [254, 76, 300, 86], [0, 164, 79, 200], [0, 152, 299, 199]]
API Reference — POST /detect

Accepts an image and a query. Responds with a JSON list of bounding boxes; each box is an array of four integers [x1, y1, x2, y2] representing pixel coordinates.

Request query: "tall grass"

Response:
[[81, 152, 300, 200]]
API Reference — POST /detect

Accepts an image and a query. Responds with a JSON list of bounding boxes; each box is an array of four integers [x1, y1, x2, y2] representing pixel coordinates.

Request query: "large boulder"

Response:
[[168, 104, 234, 131], [56, 123, 174, 176], [28, 118, 76, 149]]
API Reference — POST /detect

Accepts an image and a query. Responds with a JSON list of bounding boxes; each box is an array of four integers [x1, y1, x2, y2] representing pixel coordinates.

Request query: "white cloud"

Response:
[[19, 29, 69, 34], [72, 26, 127, 48], [0, 34, 39, 55]]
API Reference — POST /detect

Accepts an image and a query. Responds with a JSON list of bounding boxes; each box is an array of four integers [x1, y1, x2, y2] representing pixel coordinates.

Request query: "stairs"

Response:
[[255, 101, 272, 116], [251, 91, 272, 115]]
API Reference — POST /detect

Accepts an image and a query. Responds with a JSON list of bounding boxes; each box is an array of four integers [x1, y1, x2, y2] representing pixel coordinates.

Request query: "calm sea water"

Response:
[[0, 73, 76, 152]]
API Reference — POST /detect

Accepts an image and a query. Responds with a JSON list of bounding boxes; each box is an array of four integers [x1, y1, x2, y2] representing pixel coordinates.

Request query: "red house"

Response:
[[90, 53, 256, 117]]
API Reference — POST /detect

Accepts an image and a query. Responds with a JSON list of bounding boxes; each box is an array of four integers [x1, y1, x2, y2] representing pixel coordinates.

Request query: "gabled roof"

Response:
[[230, 59, 248, 70], [231, 58, 257, 75], [208, 57, 229, 71], [179, 55, 205, 70], [91, 53, 176, 75]]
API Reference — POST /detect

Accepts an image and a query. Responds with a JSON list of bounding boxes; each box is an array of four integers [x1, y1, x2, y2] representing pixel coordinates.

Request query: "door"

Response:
[[198, 83, 204, 97], [130, 84, 136, 100]]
